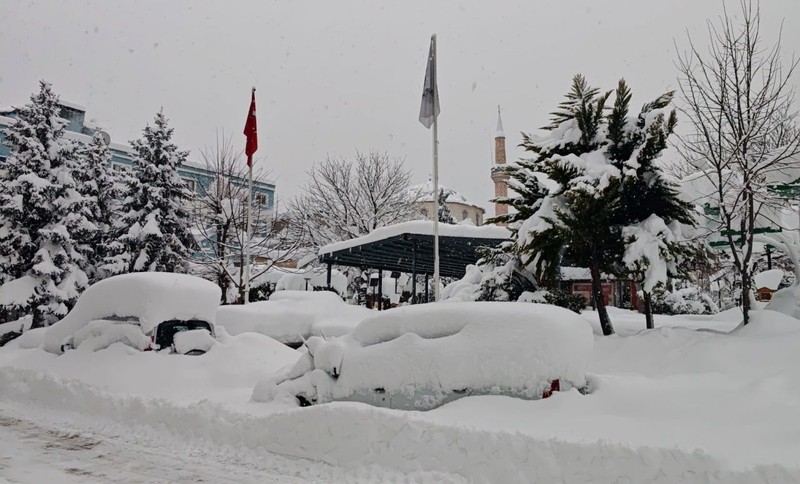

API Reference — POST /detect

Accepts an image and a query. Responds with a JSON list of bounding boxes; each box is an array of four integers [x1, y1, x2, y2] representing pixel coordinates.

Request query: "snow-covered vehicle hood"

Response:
[[253, 302, 593, 410], [44, 272, 221, 354]]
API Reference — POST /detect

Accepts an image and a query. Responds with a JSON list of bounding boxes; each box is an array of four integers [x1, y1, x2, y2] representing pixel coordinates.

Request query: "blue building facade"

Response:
[[0, 102, 275, 211]]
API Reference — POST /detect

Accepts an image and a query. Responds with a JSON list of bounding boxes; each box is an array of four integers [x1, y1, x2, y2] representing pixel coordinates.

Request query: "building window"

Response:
[[182, 177, 196, 192], [462, 210, 469, 221], [112, 163, 133, 175], [256, 193, 268, 206], [420, 208, 428, 218]]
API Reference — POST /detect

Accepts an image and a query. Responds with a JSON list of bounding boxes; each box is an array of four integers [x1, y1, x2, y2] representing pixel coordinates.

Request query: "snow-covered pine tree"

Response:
[[74, 130, 125, 282], [607, 80, 695, 329], [0, 81, 93, 326], [110, 110, 196, 274], [437, 188, 455, 224]]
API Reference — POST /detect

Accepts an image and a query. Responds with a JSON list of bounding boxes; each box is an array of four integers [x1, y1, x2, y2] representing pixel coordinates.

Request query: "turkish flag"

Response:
[[244, 88, 258, 167]]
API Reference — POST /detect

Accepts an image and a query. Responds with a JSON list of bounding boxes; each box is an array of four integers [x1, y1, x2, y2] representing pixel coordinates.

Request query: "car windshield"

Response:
[[154, 320, 212, 349]]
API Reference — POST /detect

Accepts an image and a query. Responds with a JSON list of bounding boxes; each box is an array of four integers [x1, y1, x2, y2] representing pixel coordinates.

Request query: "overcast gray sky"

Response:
[[2, 1, 799, 214]]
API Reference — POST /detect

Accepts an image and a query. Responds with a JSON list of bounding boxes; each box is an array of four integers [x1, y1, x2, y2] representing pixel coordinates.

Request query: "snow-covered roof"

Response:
[[754, 269, 784, 290], [410, 182, 484, 211], [58, 100, 86, 112], [559, 267, 591, 281], [319, 220, 511, 256]]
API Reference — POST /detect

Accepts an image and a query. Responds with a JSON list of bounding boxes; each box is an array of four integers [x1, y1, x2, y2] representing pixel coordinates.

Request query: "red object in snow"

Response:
[[542, 379, 560, 399], [243, 88, 258, 167]]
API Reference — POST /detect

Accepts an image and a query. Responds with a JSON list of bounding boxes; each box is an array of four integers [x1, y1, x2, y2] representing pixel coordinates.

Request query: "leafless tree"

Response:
[[290, 151, 416, 248], [675, 0, 800, 325], [192, 134, 303, 303]]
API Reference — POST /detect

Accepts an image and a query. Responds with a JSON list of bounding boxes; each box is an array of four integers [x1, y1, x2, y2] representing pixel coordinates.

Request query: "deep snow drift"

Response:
[[2, 302, 800, 482]]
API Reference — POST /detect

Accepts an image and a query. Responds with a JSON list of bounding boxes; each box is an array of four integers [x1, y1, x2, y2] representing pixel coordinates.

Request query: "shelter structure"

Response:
[[318, 221, 510, 307], [754, 269, 785, 302]]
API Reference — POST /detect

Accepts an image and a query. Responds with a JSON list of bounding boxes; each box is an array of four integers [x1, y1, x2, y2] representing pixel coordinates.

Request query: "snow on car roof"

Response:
[[44, 273, 221, 353]]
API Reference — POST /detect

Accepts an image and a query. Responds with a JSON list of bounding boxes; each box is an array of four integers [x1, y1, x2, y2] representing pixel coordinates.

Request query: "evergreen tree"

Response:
[[0, 81, 93, 326], [437, 188, 455, 224], [491, 74, 620, 335], [74, 130, 124, 282], [489, 75, 695, 334], [607, 80, 695, 328], [107, 111, 196, 274]]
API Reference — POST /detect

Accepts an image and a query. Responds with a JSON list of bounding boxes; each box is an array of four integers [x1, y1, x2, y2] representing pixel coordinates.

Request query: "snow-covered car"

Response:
[[216, 290, 372, 347], [44, 272, 221, 355], [252, 302, 594, 410]]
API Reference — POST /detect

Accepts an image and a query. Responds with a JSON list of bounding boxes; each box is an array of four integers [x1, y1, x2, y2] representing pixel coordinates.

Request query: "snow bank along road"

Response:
[[1, 365, 798, 484], [0, 394, 458, 483], [3, 306, 800, 482]]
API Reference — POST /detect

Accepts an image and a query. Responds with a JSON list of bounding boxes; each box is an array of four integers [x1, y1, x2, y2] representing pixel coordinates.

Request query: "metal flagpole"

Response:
[[244, 160, 253, 303], [244, 86, 255, 304], [431, 34, 440, 302]]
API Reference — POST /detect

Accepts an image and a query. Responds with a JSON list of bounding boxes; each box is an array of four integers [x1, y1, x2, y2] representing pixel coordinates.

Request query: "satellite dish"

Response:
[[99, 130, 111, 145]]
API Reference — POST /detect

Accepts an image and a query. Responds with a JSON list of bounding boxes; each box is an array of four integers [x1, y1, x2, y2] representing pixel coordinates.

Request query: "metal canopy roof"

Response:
[[318, 232, 508, 278]]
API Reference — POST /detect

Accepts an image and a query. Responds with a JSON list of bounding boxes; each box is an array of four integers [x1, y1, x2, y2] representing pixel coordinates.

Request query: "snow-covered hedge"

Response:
[[519, 290, 586, 314], [253, 302, 593, 410], [650, 287, 719, 315]]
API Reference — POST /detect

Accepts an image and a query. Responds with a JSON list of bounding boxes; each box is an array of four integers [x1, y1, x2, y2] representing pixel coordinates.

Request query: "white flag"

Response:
[[419, 35, 440, 129]]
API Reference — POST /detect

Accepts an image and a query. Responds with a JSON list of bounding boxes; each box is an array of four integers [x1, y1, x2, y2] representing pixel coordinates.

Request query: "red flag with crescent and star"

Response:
[[244, 88, 258, 167]]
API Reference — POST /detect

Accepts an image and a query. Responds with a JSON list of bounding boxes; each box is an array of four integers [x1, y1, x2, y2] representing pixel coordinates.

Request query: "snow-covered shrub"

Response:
[[519, 289, 585, 314], [650, 287, 719, 315]]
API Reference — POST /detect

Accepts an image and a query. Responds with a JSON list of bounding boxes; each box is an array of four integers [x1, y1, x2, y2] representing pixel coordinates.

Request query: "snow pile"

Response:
[[254, 302, 593, 409], [766, 284, 800, 320], [0, 315, 33, 338], [44, 273, 221, 353], [3, 368, 798, 483], [72, 320, 150, 352], [216, 291, 371, 345], [173, 329, 216, 354], [754, 269, 784, 290], [440, 264, 483, 301], [15, 328, 46, 349], [1, 330, 300, 405]]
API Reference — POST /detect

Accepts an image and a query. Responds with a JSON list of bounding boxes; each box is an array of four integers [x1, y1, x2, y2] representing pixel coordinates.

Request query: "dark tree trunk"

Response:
[[31, 305, 46, 329], [741, 270, 752, 326], [643, 290, 654, 330], [589, 260, 614, 335], [237, 256, 246, 304]]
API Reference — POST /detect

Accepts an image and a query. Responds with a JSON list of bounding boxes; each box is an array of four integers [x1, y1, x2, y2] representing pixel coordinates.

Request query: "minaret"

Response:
[[491, 106, 510, 222]]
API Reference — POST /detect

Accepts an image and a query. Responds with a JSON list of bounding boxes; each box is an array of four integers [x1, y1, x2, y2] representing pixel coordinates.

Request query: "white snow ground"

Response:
[[2, 304, 800, 482]]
